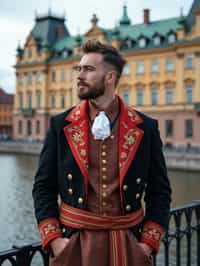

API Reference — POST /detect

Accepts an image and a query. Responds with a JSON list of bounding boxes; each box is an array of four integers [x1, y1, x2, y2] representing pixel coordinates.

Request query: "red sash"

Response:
[[60, 202, 144, 266]]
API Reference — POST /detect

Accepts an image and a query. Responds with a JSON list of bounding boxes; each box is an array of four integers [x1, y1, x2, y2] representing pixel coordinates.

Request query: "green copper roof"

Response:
[[54, 36, 77, 51], [31, 13, 70, 49], [117, 17, 181, 40]]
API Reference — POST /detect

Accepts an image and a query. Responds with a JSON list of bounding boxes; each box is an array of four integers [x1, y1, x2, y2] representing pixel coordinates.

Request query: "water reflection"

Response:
[[0, 153, 199, 252]]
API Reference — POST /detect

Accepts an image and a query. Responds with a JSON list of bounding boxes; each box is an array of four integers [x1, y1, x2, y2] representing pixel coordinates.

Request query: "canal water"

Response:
[[0, 153, 199, 263]]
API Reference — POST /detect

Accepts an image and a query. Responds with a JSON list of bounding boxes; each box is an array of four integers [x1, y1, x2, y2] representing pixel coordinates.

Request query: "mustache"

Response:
[[77, 81, 89, 87]]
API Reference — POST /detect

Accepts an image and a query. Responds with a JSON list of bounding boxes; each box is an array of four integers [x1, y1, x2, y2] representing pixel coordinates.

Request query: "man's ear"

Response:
[[106, 71, 117, 85]]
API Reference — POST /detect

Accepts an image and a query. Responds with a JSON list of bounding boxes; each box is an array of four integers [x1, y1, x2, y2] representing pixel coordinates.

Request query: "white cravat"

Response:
[[91, 111, 111, 140]]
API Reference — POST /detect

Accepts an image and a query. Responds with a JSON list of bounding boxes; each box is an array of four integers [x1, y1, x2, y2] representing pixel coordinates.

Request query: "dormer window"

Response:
[[139, 38, 146, 48], [168, 33, 176, 44], [126, 39, 132, 48], [154, 36, 161, 46], [63, 49, 68, 58]]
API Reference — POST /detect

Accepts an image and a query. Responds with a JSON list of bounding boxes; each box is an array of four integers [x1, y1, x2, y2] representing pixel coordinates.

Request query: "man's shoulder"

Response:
[[131, 108, 157, 126], [50, 106, 75, 128]]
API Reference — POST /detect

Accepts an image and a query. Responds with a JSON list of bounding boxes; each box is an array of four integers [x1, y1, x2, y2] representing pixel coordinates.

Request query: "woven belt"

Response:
[[60, 202, 144, 266]]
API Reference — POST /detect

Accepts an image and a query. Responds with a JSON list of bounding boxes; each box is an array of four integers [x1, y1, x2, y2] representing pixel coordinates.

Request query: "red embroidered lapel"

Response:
[[118, 98, 144, 196], [63, 101, 89, 195]]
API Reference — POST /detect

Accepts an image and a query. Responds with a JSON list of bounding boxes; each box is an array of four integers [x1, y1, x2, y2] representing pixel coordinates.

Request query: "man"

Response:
[[32, 40, 171, 266]]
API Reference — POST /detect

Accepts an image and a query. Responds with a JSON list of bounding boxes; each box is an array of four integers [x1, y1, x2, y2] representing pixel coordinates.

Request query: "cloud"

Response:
[[0, 68, 15, 94]]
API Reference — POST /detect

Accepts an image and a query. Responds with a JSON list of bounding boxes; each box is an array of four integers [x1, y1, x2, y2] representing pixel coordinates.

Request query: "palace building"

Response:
[[14, 0, 200, 147], [0, 88, 14, 139]]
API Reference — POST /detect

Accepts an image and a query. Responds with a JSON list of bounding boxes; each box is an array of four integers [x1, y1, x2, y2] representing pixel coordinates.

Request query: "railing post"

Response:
[[13, 245, 31, 266]]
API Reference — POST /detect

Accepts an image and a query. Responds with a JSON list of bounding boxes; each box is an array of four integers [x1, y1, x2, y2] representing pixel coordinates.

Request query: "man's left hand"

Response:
[[138, 243, 153, 257]]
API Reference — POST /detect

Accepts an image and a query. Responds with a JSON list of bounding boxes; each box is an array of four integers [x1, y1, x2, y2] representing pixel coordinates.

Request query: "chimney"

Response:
[[143, 9, 150, 24], [57, 25, 65, 38]]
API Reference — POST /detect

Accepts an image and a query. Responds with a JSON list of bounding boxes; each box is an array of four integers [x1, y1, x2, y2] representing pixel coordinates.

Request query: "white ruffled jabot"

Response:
[[91, 111, 111, 140]]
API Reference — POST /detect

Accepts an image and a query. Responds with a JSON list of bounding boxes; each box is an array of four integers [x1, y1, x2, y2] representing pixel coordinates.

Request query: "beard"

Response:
[[77, 77, 106, 100]]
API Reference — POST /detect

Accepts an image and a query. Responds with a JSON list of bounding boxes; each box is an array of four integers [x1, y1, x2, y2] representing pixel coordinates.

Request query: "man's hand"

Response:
[[138, 243, 153, 257], [50, 237, 70, 257]]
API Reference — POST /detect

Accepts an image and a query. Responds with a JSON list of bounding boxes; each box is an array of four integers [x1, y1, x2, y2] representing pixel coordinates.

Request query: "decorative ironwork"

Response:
[[0, 201, 199, 265]]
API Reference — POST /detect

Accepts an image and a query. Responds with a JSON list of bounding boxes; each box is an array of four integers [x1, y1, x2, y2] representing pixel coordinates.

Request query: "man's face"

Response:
[[75, 53, 107, 100]]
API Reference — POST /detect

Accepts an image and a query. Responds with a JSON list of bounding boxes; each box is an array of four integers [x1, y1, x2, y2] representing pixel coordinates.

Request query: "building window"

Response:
[[186, 84, 193, 104], [28, 48, 32, 58], [28, 94, 32, 108], [168, 33, 176, 44], [27, 72, 32, 84], [51, 94, 56, 108], [63, 50, 68, 58], [136, 61, 144, 74], [166, 58, 174, 72], [51, 70, 56, 82], [123, 63, 130, 75], [139, 38, 146, 48], [185, 119, 193, 138], [154, 36, 161, 46], [37, 94, 41, 108], [61, 94, 65, 108], [18, 120, 22, 134], [61, 69, 66, 82], [151, 88, 158, 105], [18, 73, 24, 84], [166, 87, 173, 104], [123, 90, 130, 105], [36, 71, 43, 82], [36, 120, 40, 134], [27, 120, 32, 136], [136, 88, 144, 106], [165, 120, 173, 137], [151, 58, 159, 73], [185, 54, 193, 69], [19, 93, 23, 108]]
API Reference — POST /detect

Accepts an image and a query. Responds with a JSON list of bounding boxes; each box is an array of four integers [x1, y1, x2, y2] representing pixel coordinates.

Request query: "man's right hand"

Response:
[[50, 237, 70, 257]]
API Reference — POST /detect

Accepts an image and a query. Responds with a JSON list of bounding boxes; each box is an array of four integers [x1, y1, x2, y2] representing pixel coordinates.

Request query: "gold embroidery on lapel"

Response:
[[119, 105, 144, 184], [119, 125, 142, 173], [66, 120, 88, 174]]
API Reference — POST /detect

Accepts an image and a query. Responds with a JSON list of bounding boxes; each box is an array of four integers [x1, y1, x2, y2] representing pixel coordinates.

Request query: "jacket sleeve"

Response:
[[32, 116, 62, 249], [141, 120, 172, 253]]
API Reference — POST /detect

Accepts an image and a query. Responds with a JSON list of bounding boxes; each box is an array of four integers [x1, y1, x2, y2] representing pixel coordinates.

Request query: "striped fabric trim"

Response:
[[59, 202, 144, 266], [60, 202, 144, 230]]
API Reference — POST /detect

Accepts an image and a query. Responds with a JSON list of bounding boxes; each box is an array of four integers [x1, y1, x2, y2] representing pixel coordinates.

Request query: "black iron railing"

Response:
[[0, 201, 200, 266]]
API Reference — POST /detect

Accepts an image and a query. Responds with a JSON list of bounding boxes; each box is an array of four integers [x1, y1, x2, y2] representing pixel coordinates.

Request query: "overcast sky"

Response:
[[0, 0, 193, 94]]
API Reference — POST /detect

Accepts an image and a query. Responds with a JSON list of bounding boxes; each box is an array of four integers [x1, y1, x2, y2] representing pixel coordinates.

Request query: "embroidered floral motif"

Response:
[[141, 221, 164, 252], [65, 120, 88, 176], [39, 218, 62, 246]]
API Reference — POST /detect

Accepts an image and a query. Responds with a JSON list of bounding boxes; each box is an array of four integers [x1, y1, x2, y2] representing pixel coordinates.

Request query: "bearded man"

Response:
[[32, 39, 171, 266]]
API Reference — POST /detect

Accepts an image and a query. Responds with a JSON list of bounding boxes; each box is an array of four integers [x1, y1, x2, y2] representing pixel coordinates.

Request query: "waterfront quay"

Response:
[[0, 140, 200, 171]]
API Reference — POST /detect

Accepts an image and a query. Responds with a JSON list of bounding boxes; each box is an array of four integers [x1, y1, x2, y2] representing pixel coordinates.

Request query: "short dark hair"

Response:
[[81, 39, 126, 84]]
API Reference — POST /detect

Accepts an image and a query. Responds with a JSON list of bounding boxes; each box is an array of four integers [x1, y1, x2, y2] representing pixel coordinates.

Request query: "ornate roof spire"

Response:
[[119, 3, 131, 26]]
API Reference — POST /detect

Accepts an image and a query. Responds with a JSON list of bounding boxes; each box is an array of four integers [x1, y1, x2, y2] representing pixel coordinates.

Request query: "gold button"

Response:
[[102, 201, 107, 206], [136, 178, 141, 184], [102, 184, 107, 189], [67, 173, 73, 180], [102, 152, 106, 156], [102, 159, 107, 164], [136, 193, 140, 199], [125, 204, 131, 211], [68, 188, 73, 195], [102, 145, 106, 149], [123, 185, 128, 191], [78, 197, 83, 204], [102, 175, 107, 180], [110, 135, 114, 139], [102, 167, 107, 172], [102, 192, 107, 197]]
